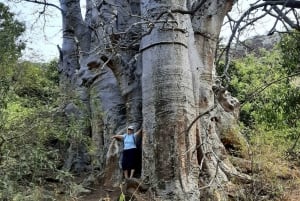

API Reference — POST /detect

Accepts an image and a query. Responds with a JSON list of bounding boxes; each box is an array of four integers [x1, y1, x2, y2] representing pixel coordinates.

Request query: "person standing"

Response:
[[112, 125, 142, 179]]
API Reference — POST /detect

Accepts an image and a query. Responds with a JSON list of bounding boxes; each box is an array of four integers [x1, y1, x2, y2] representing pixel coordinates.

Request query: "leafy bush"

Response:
[[217, 32, 300, 200], [0, 61, 64, 200], [225, 36, 300, 151]]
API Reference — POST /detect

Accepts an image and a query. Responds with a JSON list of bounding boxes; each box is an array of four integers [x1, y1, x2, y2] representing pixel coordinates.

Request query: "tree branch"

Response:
[[272, 6, 299, 30], [219, 0, 300, 81], [263, 0, 300, 8], [155, 0, 207, 20], [241, 71, 300, 105], [23, 0, 63, 13], [221, 2, 272, 80]]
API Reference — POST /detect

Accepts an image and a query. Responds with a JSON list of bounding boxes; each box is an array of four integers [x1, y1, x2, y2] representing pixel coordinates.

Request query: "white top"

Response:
[[123, 133, 137, 150]]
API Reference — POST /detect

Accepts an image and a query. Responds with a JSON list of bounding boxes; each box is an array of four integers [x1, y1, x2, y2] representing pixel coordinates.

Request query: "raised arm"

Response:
[[111, 134, 124, 141], [135, 128, 142, 137]]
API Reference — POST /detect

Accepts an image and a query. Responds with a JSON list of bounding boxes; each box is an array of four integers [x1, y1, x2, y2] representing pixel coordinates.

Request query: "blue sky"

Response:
[[4, 0, 64, 62], [4, 0, 85, 62], [3, 0, 277, 62]]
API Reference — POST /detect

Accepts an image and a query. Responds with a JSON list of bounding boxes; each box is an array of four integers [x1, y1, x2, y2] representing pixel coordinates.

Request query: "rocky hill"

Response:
[[232, 33, 281, 58]]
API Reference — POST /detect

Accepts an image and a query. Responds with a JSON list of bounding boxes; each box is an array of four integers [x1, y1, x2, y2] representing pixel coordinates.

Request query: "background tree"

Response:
[[0, 2, 25, 110], [0, 4, 67, 200], [225, 36, 299, 141], [279, 32, 300, 153], [218, 32, 300, 199]]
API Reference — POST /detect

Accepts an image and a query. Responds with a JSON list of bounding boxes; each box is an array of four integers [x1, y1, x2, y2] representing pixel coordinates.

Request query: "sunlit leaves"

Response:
[[279, 31, 300, 74], [229, 49, 286, 127], [227, 33, 300, 154], [13, 61, 59, 106], [0, 4, 62, 198]]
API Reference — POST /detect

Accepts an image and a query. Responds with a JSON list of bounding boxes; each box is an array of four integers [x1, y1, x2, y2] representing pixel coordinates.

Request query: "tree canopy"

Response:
[[0, 2, 25, 63]]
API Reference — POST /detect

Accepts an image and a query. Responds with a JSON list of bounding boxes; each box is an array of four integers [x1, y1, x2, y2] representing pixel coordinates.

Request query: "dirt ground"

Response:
[[75, 183, 300, 201], [77, 186, 121, 201], [282, 186, 300, 201], [72, 168, 300, 201]]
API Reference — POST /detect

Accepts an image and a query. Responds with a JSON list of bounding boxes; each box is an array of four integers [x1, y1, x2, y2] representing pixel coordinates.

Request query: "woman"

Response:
[[112, 125, 142, 179]]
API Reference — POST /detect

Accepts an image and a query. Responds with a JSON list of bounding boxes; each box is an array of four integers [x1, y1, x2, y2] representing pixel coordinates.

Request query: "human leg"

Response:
[[129, 169, 135, 178], [124, 170, 129, 179]]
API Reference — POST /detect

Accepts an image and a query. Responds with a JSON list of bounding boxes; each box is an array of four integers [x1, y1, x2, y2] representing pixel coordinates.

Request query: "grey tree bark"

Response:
[[58, 0, 250, 200]]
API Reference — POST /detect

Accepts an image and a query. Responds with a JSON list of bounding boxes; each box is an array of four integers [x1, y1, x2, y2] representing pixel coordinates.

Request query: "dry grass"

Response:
[[238, 132, 300, 201]]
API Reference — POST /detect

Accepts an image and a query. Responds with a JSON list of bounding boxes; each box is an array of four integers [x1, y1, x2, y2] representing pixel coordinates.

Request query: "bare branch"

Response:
[[292, 9, 300, 26], [241, 71, 300, 105], [263, 0, 300, 8], [272, 6, 299, 29], [265, 7, 296, 31], [222, 2, 271, 79], [239, 12, 269, 32], [220, 0, 300, 81], [199, 160, 221, 190], [23, 0, 63, 13], [186, 105, 217, 135], [155, 0, 206, 20]]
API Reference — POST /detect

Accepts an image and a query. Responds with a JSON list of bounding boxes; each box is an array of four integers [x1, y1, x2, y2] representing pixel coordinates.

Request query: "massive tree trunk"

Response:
[[58, 0, 250, 200], [140, 1, 200, 199]]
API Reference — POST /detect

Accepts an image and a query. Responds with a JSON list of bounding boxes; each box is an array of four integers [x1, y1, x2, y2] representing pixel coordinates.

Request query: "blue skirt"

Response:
[[122, 148, 137, 171]]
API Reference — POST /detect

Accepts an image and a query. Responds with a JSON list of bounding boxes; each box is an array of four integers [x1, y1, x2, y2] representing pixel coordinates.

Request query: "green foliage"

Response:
[[224, 33, 300, 155], [228, 49, 287, 128], [119, 184, 126, 201], [0, 62, 64, 200], [44, 60, 60, 84], [0, 2, 25, 111], [0, 6, 65, 197], [119, 192, 126, 201], [0, 3, 25, 63], [0, 55, 85, 200], [12, 61, 59, 106], [279, 31, 300, 74], [278, 32, 300, 131], [219, 34, 300, 200], [238, 127, 299, 201]]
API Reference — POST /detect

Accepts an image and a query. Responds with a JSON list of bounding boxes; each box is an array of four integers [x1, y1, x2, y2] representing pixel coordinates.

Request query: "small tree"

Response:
[[0, 2, 25, 109]]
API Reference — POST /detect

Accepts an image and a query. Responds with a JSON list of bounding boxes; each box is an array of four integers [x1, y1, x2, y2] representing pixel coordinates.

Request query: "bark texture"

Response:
[[58, 0, 250, 200]]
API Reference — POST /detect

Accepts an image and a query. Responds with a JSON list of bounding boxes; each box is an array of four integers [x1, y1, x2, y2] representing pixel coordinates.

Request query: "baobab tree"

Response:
[[12, 0, 300, 200]]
